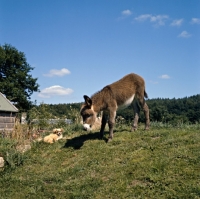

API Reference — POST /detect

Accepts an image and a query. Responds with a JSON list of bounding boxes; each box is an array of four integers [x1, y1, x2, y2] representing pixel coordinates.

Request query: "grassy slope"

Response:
[[1, 126, 200, 199]]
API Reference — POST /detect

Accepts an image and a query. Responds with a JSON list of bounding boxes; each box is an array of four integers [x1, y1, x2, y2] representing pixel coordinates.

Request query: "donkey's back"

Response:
[[108, 73, 147, 107]]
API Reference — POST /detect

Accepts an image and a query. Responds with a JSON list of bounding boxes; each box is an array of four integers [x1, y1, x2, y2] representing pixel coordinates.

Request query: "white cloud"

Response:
[[44, 68, 71, 77], [150, 80, 159, 84], [150, 15, 169, 25], [178, 31, 191, 38], [121, 9, 132, 16], [170, 19, 184, 27], [135, 14, 152, 22], [191, 18, 200, 24], [159, 75, 170, 79], [135, 14, 169, 26], [38, 85, 73, 98], [118, 9, 132, 20]]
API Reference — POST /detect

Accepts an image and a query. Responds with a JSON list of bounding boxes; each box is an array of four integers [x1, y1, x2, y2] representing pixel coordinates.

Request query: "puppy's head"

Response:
[[56, 132, 62, 136], [53, 128, 63, 136]]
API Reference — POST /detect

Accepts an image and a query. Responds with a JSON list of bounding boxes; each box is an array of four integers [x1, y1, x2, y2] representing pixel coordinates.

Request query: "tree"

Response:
[[0, 44, 39, 111]]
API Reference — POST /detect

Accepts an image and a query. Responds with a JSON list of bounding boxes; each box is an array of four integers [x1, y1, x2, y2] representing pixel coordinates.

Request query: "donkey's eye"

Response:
[[84, 113, 93, 119]]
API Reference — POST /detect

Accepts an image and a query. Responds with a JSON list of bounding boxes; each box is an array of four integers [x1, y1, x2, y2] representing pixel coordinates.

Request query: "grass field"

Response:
[[0, 124, 200, 199]]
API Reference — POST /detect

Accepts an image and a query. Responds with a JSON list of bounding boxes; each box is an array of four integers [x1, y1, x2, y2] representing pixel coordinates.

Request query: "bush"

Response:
[[0, 138, 25, 170]]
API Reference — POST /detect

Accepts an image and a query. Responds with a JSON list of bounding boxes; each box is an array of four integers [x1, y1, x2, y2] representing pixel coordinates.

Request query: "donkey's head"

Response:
[[80, 95, 97, 131]]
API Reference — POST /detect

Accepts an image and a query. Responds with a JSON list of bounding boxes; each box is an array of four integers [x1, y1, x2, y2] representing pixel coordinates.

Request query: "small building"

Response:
[[0, 92, 18, 131]]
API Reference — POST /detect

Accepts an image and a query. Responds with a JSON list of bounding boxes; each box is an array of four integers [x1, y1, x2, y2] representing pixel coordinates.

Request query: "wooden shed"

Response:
[[0, 92, 18, 131]]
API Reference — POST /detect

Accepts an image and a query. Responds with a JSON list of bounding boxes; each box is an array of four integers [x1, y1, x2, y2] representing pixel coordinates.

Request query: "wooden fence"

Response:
[[0, 117, 16, 130]]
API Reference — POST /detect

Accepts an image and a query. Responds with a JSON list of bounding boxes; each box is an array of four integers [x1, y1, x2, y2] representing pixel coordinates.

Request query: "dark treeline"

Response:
[[46, 94, 200, 124], [118, 94, 200, 124]]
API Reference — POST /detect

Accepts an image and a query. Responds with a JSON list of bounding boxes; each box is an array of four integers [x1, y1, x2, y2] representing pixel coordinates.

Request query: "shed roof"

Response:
[[0, 92, 18, 112]]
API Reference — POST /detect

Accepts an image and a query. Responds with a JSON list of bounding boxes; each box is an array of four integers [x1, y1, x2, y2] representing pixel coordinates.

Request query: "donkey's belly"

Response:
[[118, 94, 135, 110]]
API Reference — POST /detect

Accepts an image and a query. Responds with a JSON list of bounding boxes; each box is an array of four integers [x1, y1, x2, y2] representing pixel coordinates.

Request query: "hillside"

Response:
[[1, 124, 200, 198]]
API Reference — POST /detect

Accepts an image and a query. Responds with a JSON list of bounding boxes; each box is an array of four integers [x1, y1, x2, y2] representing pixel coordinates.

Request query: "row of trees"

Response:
[[117, 95, 200, 124], [44, 94, 200, 124], [0, 44, 199, 125]]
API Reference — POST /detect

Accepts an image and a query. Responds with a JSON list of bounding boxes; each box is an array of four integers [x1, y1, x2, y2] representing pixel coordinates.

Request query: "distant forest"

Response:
[[46, 94, 200, 124]]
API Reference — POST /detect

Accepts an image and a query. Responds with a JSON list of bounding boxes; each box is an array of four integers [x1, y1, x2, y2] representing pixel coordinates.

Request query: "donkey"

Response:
[[80, 73, 150, 142]]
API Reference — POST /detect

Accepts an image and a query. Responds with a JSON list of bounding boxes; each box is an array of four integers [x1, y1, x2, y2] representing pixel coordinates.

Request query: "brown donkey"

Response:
[[80, 73, 150, 142]]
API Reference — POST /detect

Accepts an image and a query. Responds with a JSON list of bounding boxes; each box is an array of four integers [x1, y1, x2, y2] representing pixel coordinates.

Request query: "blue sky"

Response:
[[1, 0, 200, 104]]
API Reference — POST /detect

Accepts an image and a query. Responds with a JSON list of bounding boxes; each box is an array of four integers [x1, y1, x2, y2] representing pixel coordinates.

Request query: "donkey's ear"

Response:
[[83, 95, 92, 107]]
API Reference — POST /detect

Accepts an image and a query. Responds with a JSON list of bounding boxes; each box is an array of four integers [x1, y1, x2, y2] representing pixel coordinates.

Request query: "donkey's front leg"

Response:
[[100, 112, 108, 139], [107, 110, 116, 142]]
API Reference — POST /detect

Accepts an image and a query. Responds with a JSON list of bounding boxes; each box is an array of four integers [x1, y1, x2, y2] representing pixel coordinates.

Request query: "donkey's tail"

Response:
[[144, 90, 148, 99]]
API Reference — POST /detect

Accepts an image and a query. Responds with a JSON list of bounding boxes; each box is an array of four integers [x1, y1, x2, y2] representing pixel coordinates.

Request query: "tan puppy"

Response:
[[43, 128, 63, 144]]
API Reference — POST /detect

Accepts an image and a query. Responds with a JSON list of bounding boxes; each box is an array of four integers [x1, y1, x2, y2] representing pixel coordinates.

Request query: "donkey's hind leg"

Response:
[[143, 102, 150, 130], [138, 97, 150, 130], [132, 100, 140, 131]]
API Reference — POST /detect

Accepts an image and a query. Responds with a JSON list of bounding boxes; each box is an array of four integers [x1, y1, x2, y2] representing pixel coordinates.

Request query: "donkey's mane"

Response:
[[91, 86, 113, 104]]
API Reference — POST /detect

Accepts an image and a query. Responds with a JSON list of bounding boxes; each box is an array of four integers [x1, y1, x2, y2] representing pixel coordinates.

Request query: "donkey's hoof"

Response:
[[131, 127, 137, 131], [107, 138, 113, 143], [99, 136, 103, 140]]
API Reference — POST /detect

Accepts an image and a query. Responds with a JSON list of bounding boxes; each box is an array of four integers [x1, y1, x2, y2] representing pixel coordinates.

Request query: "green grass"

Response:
[[0, 124, 200, 199]]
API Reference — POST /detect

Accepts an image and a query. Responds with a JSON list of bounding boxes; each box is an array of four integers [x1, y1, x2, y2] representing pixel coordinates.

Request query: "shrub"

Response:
[[0, 138, 25, 170]]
